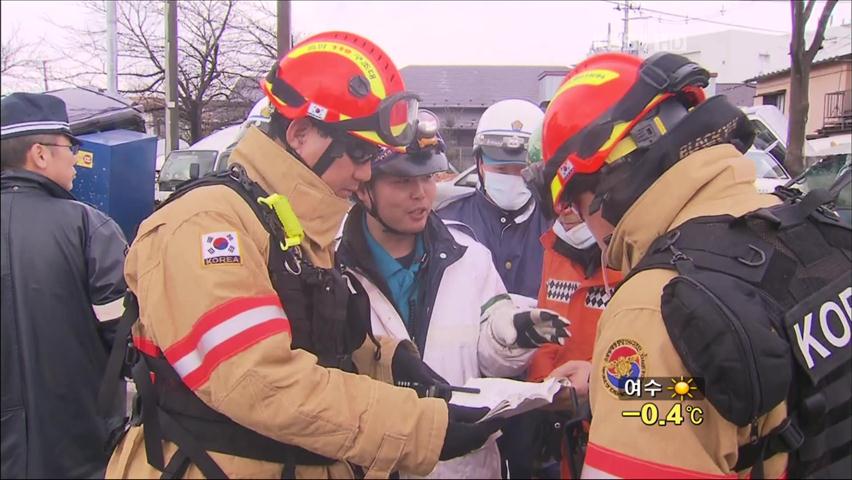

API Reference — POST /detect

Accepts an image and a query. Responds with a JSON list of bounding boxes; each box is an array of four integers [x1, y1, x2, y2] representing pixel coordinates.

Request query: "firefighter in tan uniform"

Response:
[[106, 32, 503, 479], [525, 52, 792, 478]]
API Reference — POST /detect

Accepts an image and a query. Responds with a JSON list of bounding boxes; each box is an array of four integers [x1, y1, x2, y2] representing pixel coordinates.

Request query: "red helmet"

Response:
[[541, 52, 708, 211], [261, 31, 419, 148]]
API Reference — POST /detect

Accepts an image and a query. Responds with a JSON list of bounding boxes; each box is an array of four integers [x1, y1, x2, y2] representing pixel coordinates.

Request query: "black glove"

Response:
[[512, 309, 571, 348], [392, 342, 448, 388], [440, 405, 505, 460]]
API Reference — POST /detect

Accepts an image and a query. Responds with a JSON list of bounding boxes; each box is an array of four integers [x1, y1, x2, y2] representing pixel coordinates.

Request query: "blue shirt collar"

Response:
[[362, 214, 425, 326]]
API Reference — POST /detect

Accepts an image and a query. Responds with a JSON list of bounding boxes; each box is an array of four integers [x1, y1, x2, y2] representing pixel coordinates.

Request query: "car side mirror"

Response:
[[189, 162, 200, 180]]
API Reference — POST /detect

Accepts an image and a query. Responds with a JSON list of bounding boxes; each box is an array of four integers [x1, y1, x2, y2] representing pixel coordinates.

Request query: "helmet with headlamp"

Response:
[[372, 109, 449, 178]]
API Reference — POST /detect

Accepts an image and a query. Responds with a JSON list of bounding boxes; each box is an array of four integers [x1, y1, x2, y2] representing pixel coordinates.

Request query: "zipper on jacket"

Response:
[[407, 297, 417, 345], [678, 275, 762, 424]]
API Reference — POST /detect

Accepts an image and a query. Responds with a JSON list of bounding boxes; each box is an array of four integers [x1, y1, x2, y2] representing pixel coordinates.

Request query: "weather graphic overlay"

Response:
[[621, 402, 705, 427], [668, 376, 700, 401], [619, 376, 706, 427]]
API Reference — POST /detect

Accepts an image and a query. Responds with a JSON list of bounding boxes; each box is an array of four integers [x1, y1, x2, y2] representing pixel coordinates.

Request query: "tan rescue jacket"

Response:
[[106, 127, 448, 479], [582, 144, 788, 479]]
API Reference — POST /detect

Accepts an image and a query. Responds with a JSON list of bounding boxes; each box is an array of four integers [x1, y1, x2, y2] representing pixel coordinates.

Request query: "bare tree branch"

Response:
[[54, 0, 273, 142], [786, 0, 840, 174], [805, 0, 838, 61], [1, 28, 46, 90]]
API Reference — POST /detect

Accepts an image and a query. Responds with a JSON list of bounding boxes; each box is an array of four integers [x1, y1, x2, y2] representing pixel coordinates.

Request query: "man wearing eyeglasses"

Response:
[[105, 32, 495, 479], [1, 92, 129, 478]]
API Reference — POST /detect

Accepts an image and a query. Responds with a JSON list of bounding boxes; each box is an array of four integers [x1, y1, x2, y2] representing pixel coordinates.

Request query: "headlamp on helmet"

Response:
[[372, 109, 448, 178]]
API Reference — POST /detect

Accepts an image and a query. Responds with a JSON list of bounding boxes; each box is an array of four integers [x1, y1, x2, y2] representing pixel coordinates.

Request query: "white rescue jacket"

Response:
[[337, 208, 534, 479]]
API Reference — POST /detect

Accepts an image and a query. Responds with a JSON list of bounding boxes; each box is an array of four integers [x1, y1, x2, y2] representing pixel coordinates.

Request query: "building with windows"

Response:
[[746, 24, 852, 138], [400, 65, 569, 169]]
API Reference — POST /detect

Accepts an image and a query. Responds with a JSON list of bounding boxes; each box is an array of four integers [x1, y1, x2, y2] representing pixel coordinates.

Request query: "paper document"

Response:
[[449, 377, 564, 422]]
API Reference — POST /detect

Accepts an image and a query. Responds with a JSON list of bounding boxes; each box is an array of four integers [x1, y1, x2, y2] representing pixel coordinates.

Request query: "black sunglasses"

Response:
[[310, 119, 380, 165], [337, 135, 381, 165], [41, 142, 81, 155]]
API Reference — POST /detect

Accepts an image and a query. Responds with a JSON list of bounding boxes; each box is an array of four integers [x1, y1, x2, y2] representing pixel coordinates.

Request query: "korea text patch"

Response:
[[201, 232, 242, 266]]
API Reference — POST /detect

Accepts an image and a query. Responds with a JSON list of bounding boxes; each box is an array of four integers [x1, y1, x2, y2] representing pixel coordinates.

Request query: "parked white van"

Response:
[[155, 124, 242, 203]]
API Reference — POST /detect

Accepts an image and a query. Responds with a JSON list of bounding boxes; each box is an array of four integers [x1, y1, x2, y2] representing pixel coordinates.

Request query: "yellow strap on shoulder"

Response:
[[257, 194, 304, 251]]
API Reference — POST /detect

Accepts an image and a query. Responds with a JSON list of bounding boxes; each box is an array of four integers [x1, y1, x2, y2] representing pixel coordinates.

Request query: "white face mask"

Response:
[[484, 171, 532, 211], [553, 221, 597, 250]]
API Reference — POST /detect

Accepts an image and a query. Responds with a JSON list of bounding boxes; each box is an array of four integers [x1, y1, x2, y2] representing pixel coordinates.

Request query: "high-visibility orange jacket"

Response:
[[528, 230, 622, 382]]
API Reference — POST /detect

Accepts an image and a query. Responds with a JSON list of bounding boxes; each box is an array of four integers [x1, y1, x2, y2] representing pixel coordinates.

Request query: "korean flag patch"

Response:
[[307, 102, 328, 120], [202, 232, 242, 266]]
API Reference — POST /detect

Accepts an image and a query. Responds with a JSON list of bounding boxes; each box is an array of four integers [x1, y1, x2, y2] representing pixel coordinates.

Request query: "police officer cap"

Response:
[[1, 92, 80, 145]]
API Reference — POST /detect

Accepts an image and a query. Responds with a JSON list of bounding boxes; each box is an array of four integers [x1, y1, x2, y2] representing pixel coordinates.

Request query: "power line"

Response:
[[604, 1, 788, 34]]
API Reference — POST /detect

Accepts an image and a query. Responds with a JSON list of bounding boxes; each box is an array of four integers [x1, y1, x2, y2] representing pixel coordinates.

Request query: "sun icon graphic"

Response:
[[667, 376, 698, 401]]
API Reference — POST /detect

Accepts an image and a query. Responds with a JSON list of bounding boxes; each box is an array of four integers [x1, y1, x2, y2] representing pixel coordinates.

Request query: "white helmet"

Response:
[[245, 97, 274, 128], [233, 97, 274, 143], [474, 99, 544, 164]]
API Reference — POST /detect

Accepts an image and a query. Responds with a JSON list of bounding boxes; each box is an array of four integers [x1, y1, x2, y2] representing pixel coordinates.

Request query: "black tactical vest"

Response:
[[625, 184, 851, 479]]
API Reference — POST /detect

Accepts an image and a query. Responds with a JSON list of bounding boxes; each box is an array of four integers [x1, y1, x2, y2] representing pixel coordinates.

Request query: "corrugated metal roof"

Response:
[[401, 65, 569, 108]]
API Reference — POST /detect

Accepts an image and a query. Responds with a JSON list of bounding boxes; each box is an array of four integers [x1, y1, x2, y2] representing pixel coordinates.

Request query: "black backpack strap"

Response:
[[758, 187, 837, 230], [98, 291, 140, 415], [735, 417, 806, 475], [157, 408, 228, 479], [160, 164, 305, 274], [133, 355, 230, 479]]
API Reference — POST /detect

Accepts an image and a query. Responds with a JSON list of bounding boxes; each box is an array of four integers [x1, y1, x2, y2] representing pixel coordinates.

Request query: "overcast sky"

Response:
[[2, 0, 851, 92]]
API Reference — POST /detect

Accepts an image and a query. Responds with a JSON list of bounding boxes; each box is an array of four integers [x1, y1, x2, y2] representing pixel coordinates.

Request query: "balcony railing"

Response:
[[822, 90, 852, 134]]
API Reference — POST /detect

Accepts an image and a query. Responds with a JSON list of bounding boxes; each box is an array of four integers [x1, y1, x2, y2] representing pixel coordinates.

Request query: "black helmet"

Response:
[[372, 109, 449, 177]]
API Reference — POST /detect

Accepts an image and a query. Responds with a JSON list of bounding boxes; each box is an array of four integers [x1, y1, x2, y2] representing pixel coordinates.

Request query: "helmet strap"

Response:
[[267, 113, 326, 175], [475, 152, 487, 196], [594, 95, 754, 226], [311, 138, 344, 178], [358, 183, 412, 237]]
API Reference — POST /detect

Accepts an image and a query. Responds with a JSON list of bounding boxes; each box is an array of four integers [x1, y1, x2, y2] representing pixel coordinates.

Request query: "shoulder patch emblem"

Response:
[[602, 338, 646, 397], [546, 279, 580, 303], [201, 232, 242, 266]]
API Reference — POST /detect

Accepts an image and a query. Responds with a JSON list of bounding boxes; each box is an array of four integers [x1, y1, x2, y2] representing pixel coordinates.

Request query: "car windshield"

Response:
[[159, 150, 218, 183], [749, 118, 787, 167], [456, 166, 479, 187], [744, 149, 789, 180], [797, 154, 852, 209]]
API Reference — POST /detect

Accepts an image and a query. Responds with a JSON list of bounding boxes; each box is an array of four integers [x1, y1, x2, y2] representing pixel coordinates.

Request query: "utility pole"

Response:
[[106, 0, 118, 95], [607, 23, 612, 50], [277, 0, 291, 58], [616, 1, 648, 54], [622, 0, 630, 52], [165, 0, 179, 153]]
